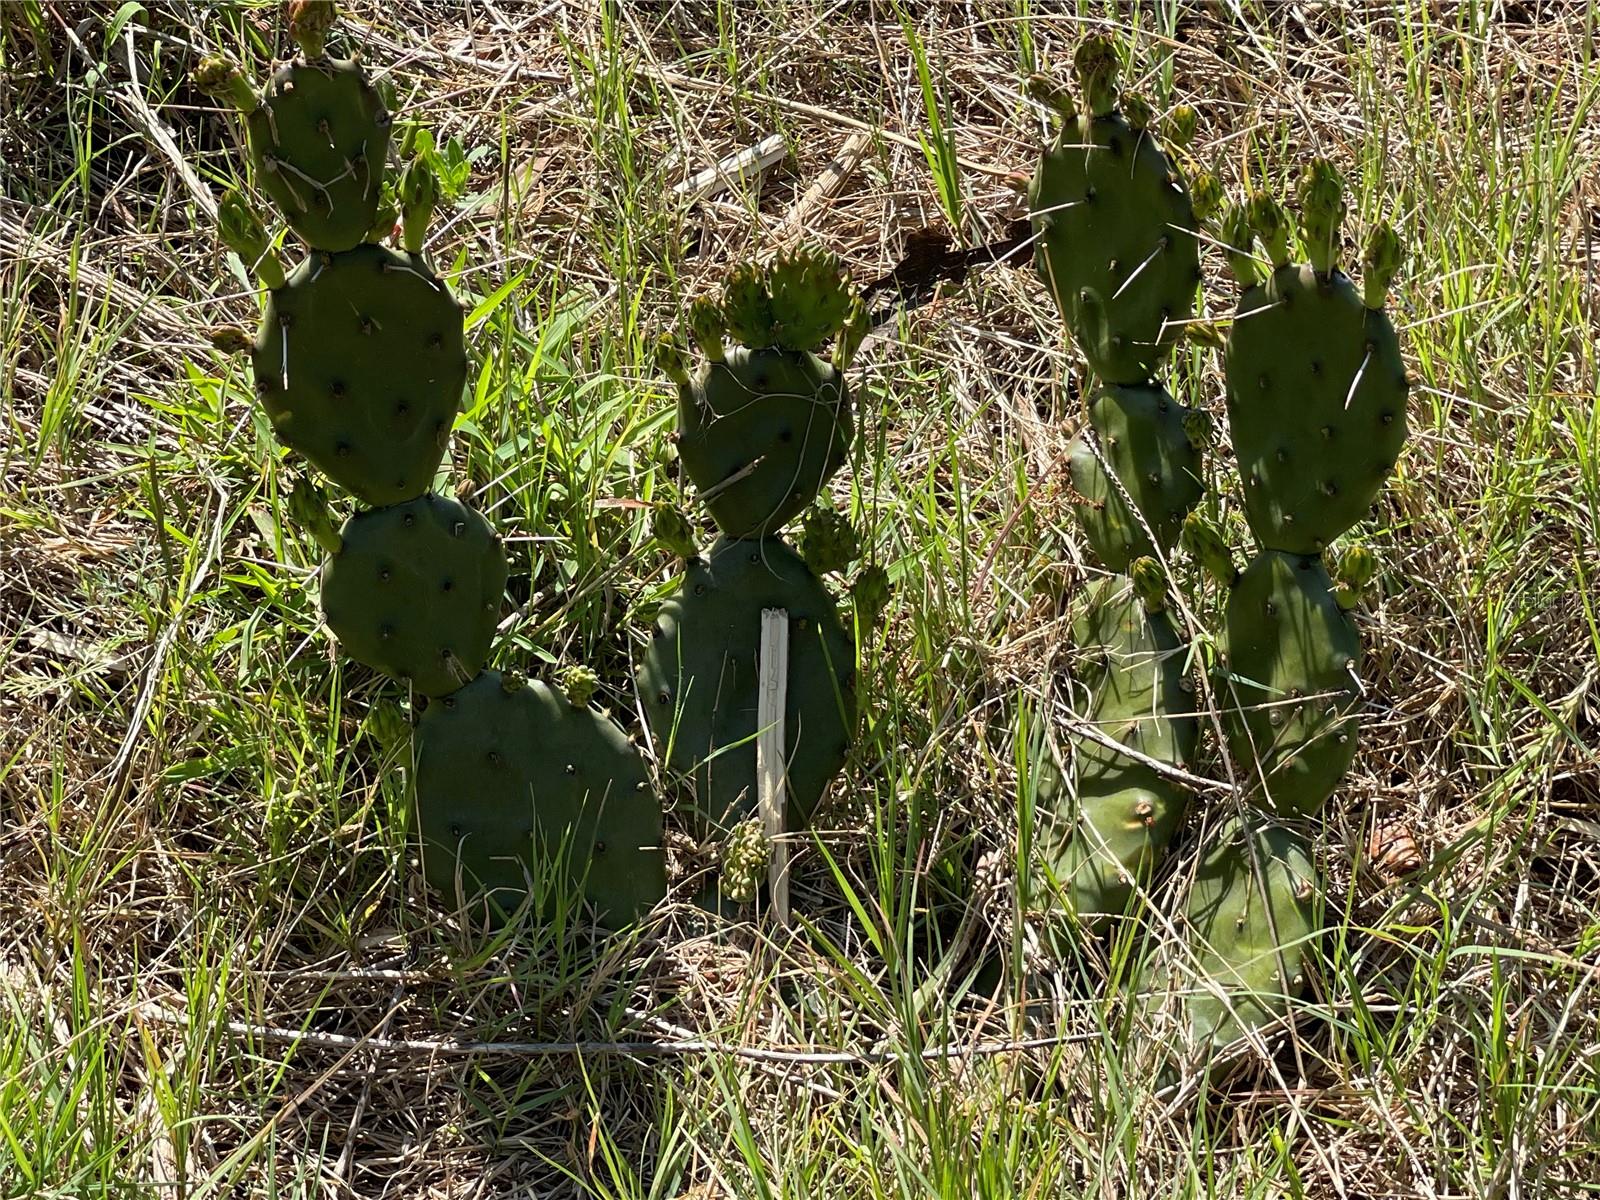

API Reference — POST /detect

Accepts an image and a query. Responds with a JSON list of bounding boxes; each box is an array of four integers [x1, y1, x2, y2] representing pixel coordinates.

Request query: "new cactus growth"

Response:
[[415, 671, 667, 926], [1226, 166, 1408, 555], [1028, 35, 1201, 384], [670, 247, 859, 539], [252, 242, 467, 507], [1033, 575, 1197, 930], [719, 818, 772, 904], [1333, 544, 1377, 610], [1066, 383, 1205, 571], [637, 536, 855, 838], [320, 494, 506, 698]]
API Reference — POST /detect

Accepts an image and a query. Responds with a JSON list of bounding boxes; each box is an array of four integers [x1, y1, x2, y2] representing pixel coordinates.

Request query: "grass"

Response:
[[2, 0, 1598, 1195]]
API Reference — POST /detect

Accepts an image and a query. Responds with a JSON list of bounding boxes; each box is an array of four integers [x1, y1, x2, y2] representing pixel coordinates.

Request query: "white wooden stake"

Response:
[[756, 608, 791, 925]]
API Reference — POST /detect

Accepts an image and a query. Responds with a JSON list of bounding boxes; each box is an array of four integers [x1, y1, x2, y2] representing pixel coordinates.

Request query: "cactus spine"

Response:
[[196, 3, 663, 927], [1025, 36, 1206, 933]]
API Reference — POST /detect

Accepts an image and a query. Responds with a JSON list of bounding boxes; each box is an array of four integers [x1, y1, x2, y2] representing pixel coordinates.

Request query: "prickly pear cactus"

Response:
[[1033, 574, 1197, 930], [320, 494, 506, 697], [1179, 816, 1321, 1072], [637, 536, 855, 838], [1067, 383, 1205, 571], [719, 817, 772, 904], [254, 243, 466, 507], [660, 248, 867, 539], [1221, 551, 1360, 817], [415, 671, 667, 927], [1225, 161, 1409, 554], [1027, 36, 1201, 384]]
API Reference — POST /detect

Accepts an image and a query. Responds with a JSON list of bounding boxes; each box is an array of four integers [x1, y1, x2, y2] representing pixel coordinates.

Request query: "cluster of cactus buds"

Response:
[[641, 247, 877, 905], [196, 2, 663, 928]]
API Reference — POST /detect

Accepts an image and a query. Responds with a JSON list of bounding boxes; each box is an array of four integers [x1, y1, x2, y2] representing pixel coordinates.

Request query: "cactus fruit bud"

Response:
[[1163, 104, 1198, 149], [798, 505, 862, 576], [558, 664, 600, 709], [654, 333, 690, 386], [1333, 544, 1377, 609], [833, 295, 871, 373], [217, 190, 285, 289], [687, 295, 726, 363], [651, 502, 698, 559], [364, 699, 412, 760], [206, 325, 254, 355], [1121, 92, 1154, 132], [1072, 34, 1121, 118], [499, 668, 525, 694], [1247, 190, 1292, 269], [720, 260, 776, 349], [1026, 73, 1077, 120], [1361, 221, 1405, 309], [851, 563, 891, 626], [1184, 320, 1226, 352], [1297, 158, 1346, 277], [192, 55, 259, 114], [1130, 556, 1167, 613], [1181, 512, 1238, 587], [1182, 407, 1215, 449], [365, 195, 399, 245], [1189, 170, 1224, 225], [1221, 202, 1260, 288], [286, 0, 338, 60], [399, 157, 439, 254], [286, 476, 342, 557], [719, 817, 772, 903]]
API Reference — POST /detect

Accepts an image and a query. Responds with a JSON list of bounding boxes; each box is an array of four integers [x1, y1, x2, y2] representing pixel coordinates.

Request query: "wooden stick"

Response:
[[674, 133, 788, 202], [757, 608, 791, 925], [778, 130, 873, 241]]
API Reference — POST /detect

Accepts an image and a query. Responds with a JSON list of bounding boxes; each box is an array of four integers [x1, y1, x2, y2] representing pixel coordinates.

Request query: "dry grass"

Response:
[[2, 1, 1598, 1196]]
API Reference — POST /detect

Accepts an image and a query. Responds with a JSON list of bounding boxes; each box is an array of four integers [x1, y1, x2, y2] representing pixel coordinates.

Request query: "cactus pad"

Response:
[[246, 57, 391, 251], [1067, 383, 1205, 571], [415, 671, 667, 927], [1226, 263, 1408, 553], [1034, 576, 1197, 929], [637, 536, 855, 837], [254, 243, 466, 507], [1222, 551, 1361, 816], [1029, 78, 1200, 383], [675, 345, 852, 539], [1181, 816, 1321, 1073], [321, 495, 505, 697]]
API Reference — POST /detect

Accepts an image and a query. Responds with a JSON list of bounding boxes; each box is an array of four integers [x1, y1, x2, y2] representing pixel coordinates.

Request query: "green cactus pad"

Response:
[[1222, 551, 1361, 816], [1067, 383, 1205, 571], [246, 57, 391, 251], [1033, 576, 1197, 930], [415, 671, 667, 927], [675, 346, 852, 539], [637, 536, 855, 838], [1226, 263, 1408, 554], [253, 243, 466, 507], [320, 494, 505, 697], [1181, 816, 1321, 1075], [1029, 108, 1200, 383]]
